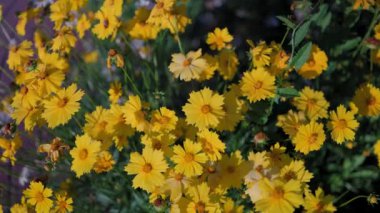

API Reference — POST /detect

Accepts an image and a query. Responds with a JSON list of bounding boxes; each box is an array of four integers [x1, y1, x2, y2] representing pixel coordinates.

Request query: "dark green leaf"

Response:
[[276, 16, 296, 29], [289, 42, 313, 70], [277, 87, 300, 98], [292, 20, 311, 48]]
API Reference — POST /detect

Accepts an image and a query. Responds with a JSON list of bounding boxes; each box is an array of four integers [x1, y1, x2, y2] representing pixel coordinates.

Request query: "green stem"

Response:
[[280, 27, 291, 47], [354, 8, 380, 56], [122, 67, 143, 97], [338, 195, 367, 208]]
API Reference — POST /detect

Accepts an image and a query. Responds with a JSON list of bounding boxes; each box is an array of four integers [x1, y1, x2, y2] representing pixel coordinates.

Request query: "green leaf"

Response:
[[291, 20, 311, 48], [289, 42, 313, 70], [319, 12, 332, 32], [276, 16, 296, 29], [278, 87, 300, 98]]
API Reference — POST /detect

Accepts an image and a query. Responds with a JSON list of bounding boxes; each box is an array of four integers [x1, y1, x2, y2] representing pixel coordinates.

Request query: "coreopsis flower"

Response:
[[197, 129, 225, 161], [186, 182, 220, 212], [122, 95, 150, 132], [76, 14, 91, 38], [51, 27, 77, 53], [92, 7, 120, 40], [277, 110, 307, 138], [269, 42, 290, 76], [297, 45, 328, 79], [374, 140, 380, 166], [42, 84, 84, 128], [7, 40, 33, 71], [250, 41, 272, 68], [70, 134, 101, 177], [327, 105, 359, 144], [279, 160, 313, 184], [222, 198, 244, 213], [49, 0, 73, 30], [182, 87, 225, 129], [304, 188, 336, 213], [244, 151, 270, 189], [108, 81, 122, 104], [199, 53, 218, 81], [102, 0, 123, 16], [165, 169, 192, 202], [107, 104, 135, 151], [38, 138, 69, 163], [23, 181, 53, 213], [168, 49, 208, 81], [11, 104, 43, 131], [0, 134, 22, 165], [147, 0, 175, 27], [293, 87, 330, 120], [54, 193, 73, 213], [218, 151, 251, 189], [353, 0, 375, 10], [173, 118, 198, 140], [124, 147, 168, 192], [10, 197, 28, 212], [171, 139, 208, 177], [240, 67, 276, 103], [106, 49, 124, 69], [161, 5, 191, 34], [83, 107, 113, 148], [216, 84, 246, 131], [127, 7, 160, 40], [151, 107, 178, 133], [141, 133, 175, 157], [94, 151, 115, 173], [217, 49, 239, 80], [206, 27, 233, 50], [254, 178, 303, 213], [267, 143, 292, 171], [12, 85, 40, 108], [293, 122, 326, 155], [353, 83, 380, 116], [16, 9, 38, 36]]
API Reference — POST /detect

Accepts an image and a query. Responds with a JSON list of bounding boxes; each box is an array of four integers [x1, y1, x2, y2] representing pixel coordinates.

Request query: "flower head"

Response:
[[23, 181, 53, 213], [206, 27, 233, 50], [327, 105, 359, 144], [169, 49, 208, 81], [293, 122, 326, 155], [353, 83, 380, 116], [240, 68, 276, 103]]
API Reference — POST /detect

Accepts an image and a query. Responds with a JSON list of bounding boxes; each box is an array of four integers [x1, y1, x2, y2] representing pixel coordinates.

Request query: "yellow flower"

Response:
[[353, 0, 375, 10], [268, 42, 290, 76], [127, 8, 160, 40], [0, 134, 22, 165], [280, 160, 313, 183], [151, 107, 178, 133], [23, 181, 53, 213], [171, 139, 207, 177], [83, 107, 113, 148], [353, 83, 380, 116], [255, 178, 303, 213], [297, 45, 328, 79], [277, 110, 307, 138], [54, 193, 73, 213], [169, 49, 207, 81], [102, 0, 123, 17], [42, 84, 84, 128], [147, 0, 175, 27], [107, 104, 135, 151], [240, 67, 276, 103], [94, 151, 115, 173], [122, 95, 150, 132], [161, 5, 191, 34], [141, 133, 175, 157], [11, 104, 42, 131], [327, 105, 359, 144], [197, 129, 225, 161], [51, 26, 77, 53], [293, 122, 326, 155], [76, 14, 91, 38], [251, 41, 272, 68], [219, 151, 251, 189], [199, 53, 218, 81], [12, 85, 40, 108], [49, 0, 73, 30], [293, 87, 330, 120], [124, 147, 168, 192], [164, 169, 193, 202], [217, 49, 239, 80], [182, 87, 225, 129], [108, 81, 122, 104], [70, 134, 101, 177], [304, 187, 336, 213], [10, 201, 28, 213], [7, 40, 33, 71], [106, 49, 125, 69], [223, 198, 244, 213], [92, 7, 120, 40], [186, 182, 220, 213], [206, 27, 233, 50]]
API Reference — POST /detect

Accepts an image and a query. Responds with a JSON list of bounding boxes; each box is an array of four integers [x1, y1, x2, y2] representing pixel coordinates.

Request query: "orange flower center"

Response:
[[254, 81, 263, 89], [174, 173, 184, 181], [156, 2, 164, 9], [195, 202, 206, 213], [184, 153, 194, 162], [283, 171, 297, 181], [58, 200, 68, 209], [337, 119, 347, 129], [367, 97, 376, 106], [158, 116, 170, 124], [227, 166, 235, 173], [103, 19, 109, 28], [58, 97, 69, 107], [79, 149, 88, 160], [309, 59, 316, 66], [142, 163, 153, 173], [183, 58, 192, 67], [272, 186, 285, 199], [152, 140, 162, 150], [308, 133, 318, 144], [307, 98, 317, 108], [207, 165, 216, 173], [35, 191, 45, 202], [20, 86, 28, 95], [201, 105, 212, 114]]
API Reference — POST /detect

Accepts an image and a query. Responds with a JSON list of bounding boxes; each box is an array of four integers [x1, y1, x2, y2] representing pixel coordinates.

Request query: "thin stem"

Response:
[[338, 195, 367, 208], [334, 190, 350, 203], [354, 8, 380, 56], [280, 27, 290, 47], [0, 66, 14, 80], [122, 67, 143, 97], [0, 24, 11, 42]]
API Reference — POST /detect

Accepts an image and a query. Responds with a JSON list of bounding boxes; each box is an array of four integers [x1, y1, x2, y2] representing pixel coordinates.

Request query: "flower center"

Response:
[[57, 97, 69, 107], [35, 191, 45, 202], [254, 81, 263, 89], [227, 166, 235, 173], [195, 202, 206, 213], [158, 116, 170, 124], [367, 97, 376, 106], [174, 173, 183, 181], [337, 119, 347, 129], [58, 200, 68, 209], [283, 171, 297, 181], [20, 86, 28, 95], [307, 98, 317, 108], [103, 19, 109, 28], [184, 153, 194, 162], [79, 149, 88, 160], [308, 133, 318, 144], [309, 59, 316, 66], [152, 140, 162, 150], [272, 186, 284, 199], [156, 2, 164, 9], [207, 165, 216, 173], [201, 105, 212, 114], [142, 163, 153, 173], [183, 58, 192, 67]]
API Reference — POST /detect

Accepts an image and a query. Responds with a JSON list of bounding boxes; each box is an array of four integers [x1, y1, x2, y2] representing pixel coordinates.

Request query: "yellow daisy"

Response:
[[122, 95, 150, 132], [304, 187, 336, 213], [206, 27, 233, 50], [327, 105, 359, 144], [352, 83, 380, 116], [168, 49, 208, 81], [151, 107, 178, 133], [182, 87, 225, 129], [240, 67, 276, 103], [197, 129, 225, 161], [7, 40, 33, 71], [54, 193, 73, 213], [108, 81, 122, 104], [297, 45, 328, 79], [23, 181, 53, 213], [293, 122, 326, 155], [250, 41, 272, 68], [217, 49, 239, 80], [293, 87, 330, 120], [186, 182, 220, 213]]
